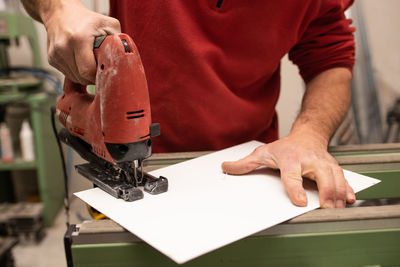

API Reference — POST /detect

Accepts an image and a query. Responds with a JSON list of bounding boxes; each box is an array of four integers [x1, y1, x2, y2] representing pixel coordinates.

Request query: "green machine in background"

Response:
[[66, 144, 400, 267], [0, 9, 64, 226], [0, 12, 42, 69]]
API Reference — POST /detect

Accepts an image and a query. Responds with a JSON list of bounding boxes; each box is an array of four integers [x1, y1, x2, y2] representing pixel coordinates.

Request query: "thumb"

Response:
[[221, 147, 268, 175]]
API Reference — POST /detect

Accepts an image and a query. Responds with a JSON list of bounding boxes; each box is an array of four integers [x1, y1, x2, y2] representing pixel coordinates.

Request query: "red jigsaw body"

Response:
[[56, 34, 153, 165]]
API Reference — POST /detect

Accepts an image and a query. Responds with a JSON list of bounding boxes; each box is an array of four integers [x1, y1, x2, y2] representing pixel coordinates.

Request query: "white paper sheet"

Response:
[[75, 140, 380, 264]]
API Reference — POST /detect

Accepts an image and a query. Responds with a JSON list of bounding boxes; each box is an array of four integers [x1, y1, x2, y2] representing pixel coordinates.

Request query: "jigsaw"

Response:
[[56, 34, 168, 201]]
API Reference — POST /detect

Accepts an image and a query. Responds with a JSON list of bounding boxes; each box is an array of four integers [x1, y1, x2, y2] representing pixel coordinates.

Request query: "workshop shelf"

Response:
[[0, 13, 64, 226], [0, 159, 37, 171], [0, 91, 64, 226]]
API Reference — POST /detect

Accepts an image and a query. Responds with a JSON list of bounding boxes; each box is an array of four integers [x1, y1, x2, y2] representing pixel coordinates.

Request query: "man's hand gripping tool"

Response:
[[56, 34, 168, 201]]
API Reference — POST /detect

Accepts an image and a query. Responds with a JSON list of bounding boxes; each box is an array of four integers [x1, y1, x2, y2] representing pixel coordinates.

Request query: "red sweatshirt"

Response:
[[110, 0, 355, 153]]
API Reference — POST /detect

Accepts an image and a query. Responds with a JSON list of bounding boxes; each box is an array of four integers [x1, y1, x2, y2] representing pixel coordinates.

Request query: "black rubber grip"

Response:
[[93, 36, 107, 49]]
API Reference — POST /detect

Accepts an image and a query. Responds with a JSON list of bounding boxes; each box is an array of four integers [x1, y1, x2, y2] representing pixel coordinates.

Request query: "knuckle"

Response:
[[335, 186, 347, 199], [254, 146, 265, 154], [316, 157, 329, 165], [52, 39, 69, 53], [47, 53, 61, 72], [253, 146, 269, 159], [332, 164, 344, 174], [110, 18, 121, 29], [317, 162, 332, 173], [302, 157, 317, 167], [48, 58, 57, 69], [244, 164, 257, 173], [283, 170, 301, 179], [327, 154, 339, 165], [70, 32, 85, 44], [320, 185, 335, 198], [282, 172, 302, 185], [47, 51, 56, 64], [78, 67, 93, 79], [323, 160, 339, 174]]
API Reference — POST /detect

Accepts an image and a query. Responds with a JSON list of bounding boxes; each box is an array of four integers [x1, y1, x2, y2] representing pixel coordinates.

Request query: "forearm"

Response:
[[290, 67, 352, 147], [223, 67, 355, 208], [21, 0, 81, 24]]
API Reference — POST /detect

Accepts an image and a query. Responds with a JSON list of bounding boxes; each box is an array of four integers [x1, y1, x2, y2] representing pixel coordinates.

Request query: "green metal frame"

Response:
[[330, 145, 400, 200], [0, 13, 63, 225], [71, 228, 400, 267], [29, 93, 64, 225], [0, 93, 64, 225], [358, 170, 400, 199]]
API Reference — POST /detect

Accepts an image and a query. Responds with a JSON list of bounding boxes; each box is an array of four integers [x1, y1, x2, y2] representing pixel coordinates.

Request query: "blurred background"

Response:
[[0, 1, 399, 267]]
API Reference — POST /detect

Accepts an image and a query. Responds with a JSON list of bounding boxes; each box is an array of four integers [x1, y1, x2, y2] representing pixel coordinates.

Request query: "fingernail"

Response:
[[347, 192, 356, 203], [297, 192, 307, 206], [323, 199, 334, 208], [336, 199, 345, 208]]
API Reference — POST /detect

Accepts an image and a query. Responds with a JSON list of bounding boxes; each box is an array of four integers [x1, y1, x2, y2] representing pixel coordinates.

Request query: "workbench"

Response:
[[65, 144, 400, 267]]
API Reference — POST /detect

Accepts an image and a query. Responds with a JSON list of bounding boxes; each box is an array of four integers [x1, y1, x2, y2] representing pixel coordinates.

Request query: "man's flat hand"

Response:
[[221, 135, 356, 208], [42, 1, 121, 84]]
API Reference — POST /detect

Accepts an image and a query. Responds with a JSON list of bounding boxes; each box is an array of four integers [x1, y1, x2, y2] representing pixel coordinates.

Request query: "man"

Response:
[[22, 0, 356, 209]]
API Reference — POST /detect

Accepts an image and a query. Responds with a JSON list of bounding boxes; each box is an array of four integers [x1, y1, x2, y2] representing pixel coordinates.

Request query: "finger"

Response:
[[221, 146, 279, 174], [65, 54, 92, 85], [331, 166, 347, 208], [53, 39, 92, 85], [74, 36, 97, 84], [221, 150, 263, 175], [71, 17, 121, 84], [308, 164, 336, 208], [280, 165, 307, 207], [102, 17, 121, 34], [345, 179, 356, 204], [49, 49, 80, 83]]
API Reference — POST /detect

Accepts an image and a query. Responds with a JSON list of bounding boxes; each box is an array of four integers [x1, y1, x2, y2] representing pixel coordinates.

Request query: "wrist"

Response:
[[40, 0, 82, 26], [289, 122, 330, 148]]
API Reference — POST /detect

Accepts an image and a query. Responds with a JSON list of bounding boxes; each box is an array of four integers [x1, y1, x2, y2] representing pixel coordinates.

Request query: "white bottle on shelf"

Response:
[[19, 120, 35, 161], [0, 123, 14, 162]]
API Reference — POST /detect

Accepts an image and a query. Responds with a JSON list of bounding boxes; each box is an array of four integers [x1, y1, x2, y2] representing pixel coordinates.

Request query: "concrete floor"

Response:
[[12, 198, 89, 267]]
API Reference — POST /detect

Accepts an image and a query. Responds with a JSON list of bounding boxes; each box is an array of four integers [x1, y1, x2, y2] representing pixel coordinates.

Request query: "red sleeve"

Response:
[[289, 0, 355, 83], [109, 0, 117, 17]]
